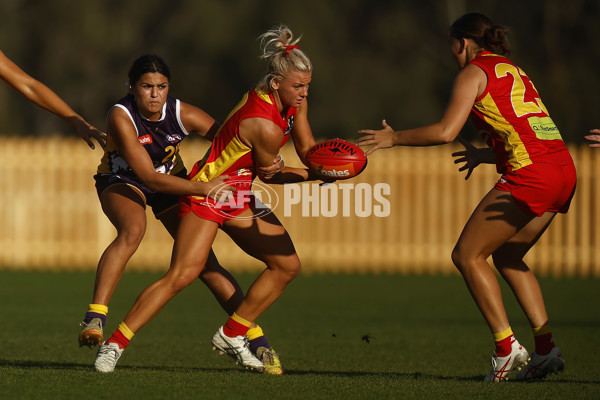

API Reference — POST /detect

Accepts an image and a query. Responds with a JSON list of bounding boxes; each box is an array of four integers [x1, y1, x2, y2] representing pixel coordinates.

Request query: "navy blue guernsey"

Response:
[[97, 94, 189, 178]]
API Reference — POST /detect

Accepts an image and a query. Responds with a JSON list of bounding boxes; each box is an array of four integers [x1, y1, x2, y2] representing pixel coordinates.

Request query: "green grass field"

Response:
[[0, 270, 599, 399]]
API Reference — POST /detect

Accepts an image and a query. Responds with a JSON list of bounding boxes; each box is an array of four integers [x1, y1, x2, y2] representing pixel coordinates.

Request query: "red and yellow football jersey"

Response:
[[469, 51, 571, 174], [188, 88, 295, 198]]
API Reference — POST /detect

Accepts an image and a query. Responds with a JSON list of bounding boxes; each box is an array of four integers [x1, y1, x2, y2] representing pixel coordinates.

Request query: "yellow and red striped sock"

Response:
[[493, 327, 515, 357], [106, 322, 135, 349], [222, 313, 252, 338]]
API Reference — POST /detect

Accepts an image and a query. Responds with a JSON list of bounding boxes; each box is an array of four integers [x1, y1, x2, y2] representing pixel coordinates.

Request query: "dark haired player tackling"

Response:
[[79, 54, 284, 372], [94, 26, 324, 374]]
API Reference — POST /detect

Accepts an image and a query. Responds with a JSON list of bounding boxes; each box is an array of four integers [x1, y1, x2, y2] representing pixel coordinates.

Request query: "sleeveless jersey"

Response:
[[469, 51, 571, 174], [97, 94, 189, 179], [188, 88, 295, 195]]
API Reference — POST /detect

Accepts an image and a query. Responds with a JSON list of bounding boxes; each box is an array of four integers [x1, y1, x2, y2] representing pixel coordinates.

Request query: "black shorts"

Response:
[[94, 169, 187, 218]]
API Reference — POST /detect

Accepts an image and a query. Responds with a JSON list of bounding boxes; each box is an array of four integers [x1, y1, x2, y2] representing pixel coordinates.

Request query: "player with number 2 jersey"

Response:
[[469, 51, 576, 217], [98, 94, 187, 179], [358, 13, 572, 382]]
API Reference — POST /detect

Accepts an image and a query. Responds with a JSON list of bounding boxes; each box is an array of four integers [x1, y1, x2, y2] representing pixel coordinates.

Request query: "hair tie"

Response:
[[284, 45, 299, 55]]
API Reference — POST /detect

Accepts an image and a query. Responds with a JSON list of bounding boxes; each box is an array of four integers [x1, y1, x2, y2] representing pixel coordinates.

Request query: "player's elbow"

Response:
[[437, 129, 457, 144], [438, 136, 454, 145], [435, 121, 460, 145]]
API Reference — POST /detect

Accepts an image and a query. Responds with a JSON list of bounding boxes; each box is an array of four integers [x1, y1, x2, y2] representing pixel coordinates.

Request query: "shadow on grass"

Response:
[[1, 359, 92, 370], [2, 359, 599, 385], [287, 369, 482, 382], [0, 359, 239, 373], [288, 370, 600, 385], [0, 359, 479, 381]]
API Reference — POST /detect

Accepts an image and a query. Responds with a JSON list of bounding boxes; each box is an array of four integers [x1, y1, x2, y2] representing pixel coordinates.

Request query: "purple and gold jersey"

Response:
[[469, 52, 572, 174], [97, 94, 189, 179]]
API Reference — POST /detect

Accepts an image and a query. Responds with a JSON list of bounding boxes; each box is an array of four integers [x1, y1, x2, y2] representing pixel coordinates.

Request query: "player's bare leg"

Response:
[[158, 207, 246, 314], [94, 186, 147, 305], [199, 256, 246, 314], [492, 212, 564, 380], [451, 188, 535, 333], [451, 188, 535, 381], [222, 206, 300, 322], [160, 206, 273, 367], [80, 185, 146, 348], [212, 204, 300, 374], [95, 214, 220, 372], [492, 212, 555, 329], [122, 213, 219, 333]]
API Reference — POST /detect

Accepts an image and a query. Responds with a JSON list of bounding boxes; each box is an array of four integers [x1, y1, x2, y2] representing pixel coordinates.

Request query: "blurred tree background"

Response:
[[0, 0, 598, 143]]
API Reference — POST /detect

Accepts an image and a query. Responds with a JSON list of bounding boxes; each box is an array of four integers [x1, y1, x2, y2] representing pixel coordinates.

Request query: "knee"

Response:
[[289, 259, 301, 279], [451, 244, 464, 273], [273, 257, 301, 281], [163, 255, 207, 292], [169, 269, 202, 293], [116, 224, 145, 248], [451, 243, 474, 275]]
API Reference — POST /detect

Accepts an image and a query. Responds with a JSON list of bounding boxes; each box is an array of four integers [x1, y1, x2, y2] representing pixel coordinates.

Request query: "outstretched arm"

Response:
[[108, 107, 231, 197], [357, 64, 485, 156], [0, 49, 106, 149]]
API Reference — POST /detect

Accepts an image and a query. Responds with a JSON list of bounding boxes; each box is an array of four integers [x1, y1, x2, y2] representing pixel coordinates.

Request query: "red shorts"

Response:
[[494, 162, 577, 217], [179, 192, 255, 226]]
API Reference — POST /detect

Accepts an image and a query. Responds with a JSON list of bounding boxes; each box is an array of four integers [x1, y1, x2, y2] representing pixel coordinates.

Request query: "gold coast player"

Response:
[[358, 13, 573, 382], [79, 55, 283, 371], [94, 26, 322, 374], [0, 48, 105, 148]]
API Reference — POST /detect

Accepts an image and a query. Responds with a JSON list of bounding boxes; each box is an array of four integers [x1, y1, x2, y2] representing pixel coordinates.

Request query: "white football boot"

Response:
[[484, 339, 530, 382], [94, 342, 124, 373], [211, 326, 264, 371], [515, 346, 564, 380]]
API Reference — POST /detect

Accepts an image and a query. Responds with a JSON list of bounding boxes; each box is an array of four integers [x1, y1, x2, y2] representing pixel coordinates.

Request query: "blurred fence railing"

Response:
[[0, 136, 598, 278]]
